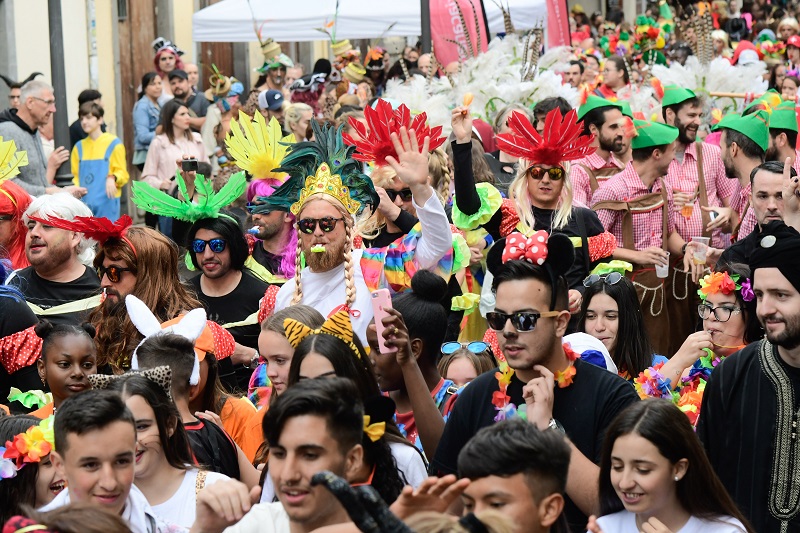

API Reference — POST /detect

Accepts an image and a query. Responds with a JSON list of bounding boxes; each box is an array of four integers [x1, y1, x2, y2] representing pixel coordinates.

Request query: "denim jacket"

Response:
[[132, 96, 161, 151]]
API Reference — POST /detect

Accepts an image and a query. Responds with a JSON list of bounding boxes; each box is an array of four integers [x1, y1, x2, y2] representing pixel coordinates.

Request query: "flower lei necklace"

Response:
[[492, 344, 579, 422]]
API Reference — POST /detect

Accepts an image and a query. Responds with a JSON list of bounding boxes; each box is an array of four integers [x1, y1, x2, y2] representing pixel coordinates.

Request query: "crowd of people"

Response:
[[1, 2, 800, 532]]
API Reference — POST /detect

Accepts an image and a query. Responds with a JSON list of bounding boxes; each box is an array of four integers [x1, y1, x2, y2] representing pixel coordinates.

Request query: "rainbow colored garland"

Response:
[[1, 416, 54, 480]]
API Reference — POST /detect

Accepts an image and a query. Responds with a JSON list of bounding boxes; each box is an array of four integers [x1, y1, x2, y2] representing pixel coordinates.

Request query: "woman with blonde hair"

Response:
[[450, 106, 616, 303], [283, 102, 313, 142], [778, 17, 800, 41], [711, 30, 732, 59]]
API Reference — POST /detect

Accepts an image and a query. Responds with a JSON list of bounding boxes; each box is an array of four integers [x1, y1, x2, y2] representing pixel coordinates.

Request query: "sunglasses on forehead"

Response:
[[192, 238, 227, 253], [298, 217, 344, 234], [582, 271, 624, 288], [385, 188, 413, 202], [526, 166, 565, 181], [97, 265, 134, 283], [441, 341, 489, 355]]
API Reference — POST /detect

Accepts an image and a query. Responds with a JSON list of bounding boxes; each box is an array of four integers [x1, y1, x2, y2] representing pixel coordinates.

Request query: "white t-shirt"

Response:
[[389, 441, 427, 488], [223, 501, 290, 533], [594, 510, 747, 533], [150, 468, 229, 529]]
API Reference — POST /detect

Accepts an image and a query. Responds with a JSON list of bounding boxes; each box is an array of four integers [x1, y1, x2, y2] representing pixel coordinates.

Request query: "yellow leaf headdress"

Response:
[[225, 111, 294, 183], [0, 137, 28, 185]]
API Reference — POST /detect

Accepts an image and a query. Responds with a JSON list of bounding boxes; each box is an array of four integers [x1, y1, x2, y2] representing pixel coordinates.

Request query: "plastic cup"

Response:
[[691, 236, 710, 265], [655, 252, 670, 278]]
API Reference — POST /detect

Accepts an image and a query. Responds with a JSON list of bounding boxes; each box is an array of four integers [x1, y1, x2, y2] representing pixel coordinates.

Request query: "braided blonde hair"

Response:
[[292, 222, 305, 305], [508, 159, 573, 232], [428, 147, 451, 204]]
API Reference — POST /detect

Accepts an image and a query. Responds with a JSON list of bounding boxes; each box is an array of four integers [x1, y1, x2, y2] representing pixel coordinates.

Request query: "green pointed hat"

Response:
[[630, 120, 679, 150], [767, 101, 798, 133], [661, 85, 697, 108], [717, 111, 770, 152], [619, 101, 634, 118], [577, 95, 622, 120]]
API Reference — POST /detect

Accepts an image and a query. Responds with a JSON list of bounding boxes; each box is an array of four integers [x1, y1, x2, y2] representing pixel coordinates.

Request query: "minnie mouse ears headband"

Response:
[[125, 295, 207, 386], [486, 230, 576, 310]]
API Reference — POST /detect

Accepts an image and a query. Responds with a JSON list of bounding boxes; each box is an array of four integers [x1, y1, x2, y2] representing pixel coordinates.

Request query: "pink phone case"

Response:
[[371, 289, 397, 353]]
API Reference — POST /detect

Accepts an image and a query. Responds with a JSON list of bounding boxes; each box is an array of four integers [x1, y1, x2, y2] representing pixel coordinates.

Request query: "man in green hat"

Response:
[[718, 110, 769, 241], [571, 96, 626, 206], [592, 119, 695, 355]]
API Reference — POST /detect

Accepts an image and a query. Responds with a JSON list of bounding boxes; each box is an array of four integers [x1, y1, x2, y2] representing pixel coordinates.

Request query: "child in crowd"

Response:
[[437, 341, 496, 387], [31, 320, 97, 418], [100, 372, 229, 528], [70, 102, 129, 220], [588, 400, 752, 533], [0, 415, 63, 524], [134, 333, 260, 487], [42, 389, 180, 532], [4, 501, 132, 533]]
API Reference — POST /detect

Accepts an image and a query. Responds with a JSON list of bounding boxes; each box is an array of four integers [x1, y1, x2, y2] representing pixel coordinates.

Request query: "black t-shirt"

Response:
[[184, 418, 241, 479], [252, 243, 283, 277], [189, 270, 268, 392], [432, 358, 639, 531], [8, 266, 100, 326]]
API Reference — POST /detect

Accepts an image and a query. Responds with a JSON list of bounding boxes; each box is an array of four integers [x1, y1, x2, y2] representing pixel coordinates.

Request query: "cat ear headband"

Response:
[[126, 295, 207, 385], [284, 309, 361, 359], [88, 366, 173, 399]]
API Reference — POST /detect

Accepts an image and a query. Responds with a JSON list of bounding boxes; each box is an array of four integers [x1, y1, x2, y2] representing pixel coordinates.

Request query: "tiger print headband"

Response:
[[284, 310, 361, 359]]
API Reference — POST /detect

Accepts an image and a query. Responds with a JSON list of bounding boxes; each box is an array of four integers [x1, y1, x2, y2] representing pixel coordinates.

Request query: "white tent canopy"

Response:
[[192, 0, 548, 42]]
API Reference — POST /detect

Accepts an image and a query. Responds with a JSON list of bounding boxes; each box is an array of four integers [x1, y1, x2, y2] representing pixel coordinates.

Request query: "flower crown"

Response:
[[698, 271, 755, 302], [1, 416, 55, 480]]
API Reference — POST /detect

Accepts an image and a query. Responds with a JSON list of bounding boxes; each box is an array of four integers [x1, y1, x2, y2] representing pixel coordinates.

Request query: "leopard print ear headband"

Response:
[[88, 366, 173, 399]]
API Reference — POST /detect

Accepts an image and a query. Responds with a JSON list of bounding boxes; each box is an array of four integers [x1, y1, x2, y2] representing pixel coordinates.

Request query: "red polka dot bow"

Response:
[[502, 231, 549, 266]]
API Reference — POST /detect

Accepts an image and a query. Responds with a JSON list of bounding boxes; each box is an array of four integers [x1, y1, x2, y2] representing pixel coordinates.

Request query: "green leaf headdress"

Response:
[[268, 120, 379, 217], [131, 170, 247, 222]]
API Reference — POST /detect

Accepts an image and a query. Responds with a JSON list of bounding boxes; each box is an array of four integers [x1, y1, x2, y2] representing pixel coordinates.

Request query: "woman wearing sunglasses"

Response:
[[438, 341, 496, 386], [359, 164, 423, 248], [450, 105, 615, 309], [578, 269, 667, 381]]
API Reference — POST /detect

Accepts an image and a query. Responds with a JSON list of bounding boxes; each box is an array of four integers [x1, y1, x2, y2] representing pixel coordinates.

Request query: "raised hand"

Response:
[[389, 475, 471, 520], [782, 156, 800, 231], [522, 365, 555, 430], [385, 126, 431, 189], [451, 107, 473, 144]]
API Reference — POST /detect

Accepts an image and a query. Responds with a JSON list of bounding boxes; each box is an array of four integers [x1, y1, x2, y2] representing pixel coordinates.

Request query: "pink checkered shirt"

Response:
[[591, 162, 676, 251], [570, 151, 625, 207], [664, 142, 737, 248]]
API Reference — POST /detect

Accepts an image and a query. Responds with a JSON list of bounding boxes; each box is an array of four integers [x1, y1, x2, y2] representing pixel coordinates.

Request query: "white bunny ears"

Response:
[[126, 295, 208, 386]]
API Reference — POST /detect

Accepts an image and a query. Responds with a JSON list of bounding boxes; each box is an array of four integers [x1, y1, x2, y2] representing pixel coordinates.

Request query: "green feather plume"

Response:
[[131, 170, 247, 222], [271, 121, 379, 215]]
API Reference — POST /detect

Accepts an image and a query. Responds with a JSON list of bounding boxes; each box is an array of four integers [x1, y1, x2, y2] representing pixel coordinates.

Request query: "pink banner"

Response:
[[547, 0, 570, 47], [430, 0, 489, 67]]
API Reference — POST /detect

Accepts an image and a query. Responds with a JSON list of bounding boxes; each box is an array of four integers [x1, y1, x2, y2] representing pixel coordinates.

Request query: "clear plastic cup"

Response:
[[691, 236, 710, 265], [655, 252, 670, 278]]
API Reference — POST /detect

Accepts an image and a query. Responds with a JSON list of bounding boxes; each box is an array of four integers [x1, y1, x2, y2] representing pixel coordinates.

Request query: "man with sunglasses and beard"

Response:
[[592, 119, 692, 355], [8, 194, 99, 327], [569, 96, 626, 207], [187, 216, 268, 391], [431, 233, 638, 532]]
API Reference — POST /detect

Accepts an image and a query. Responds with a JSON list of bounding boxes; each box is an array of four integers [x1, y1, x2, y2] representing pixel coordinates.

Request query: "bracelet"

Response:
[[248, 350, 260, 369]]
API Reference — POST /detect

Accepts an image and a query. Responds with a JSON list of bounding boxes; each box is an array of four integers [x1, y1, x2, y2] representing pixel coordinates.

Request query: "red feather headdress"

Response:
[[342, 99, 445, 167], [29, 214, 137, 256], [495, 108, 596, 167]]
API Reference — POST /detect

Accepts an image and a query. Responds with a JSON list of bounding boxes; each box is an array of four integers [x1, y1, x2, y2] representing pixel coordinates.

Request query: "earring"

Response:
[[674, 476, 680, 481]]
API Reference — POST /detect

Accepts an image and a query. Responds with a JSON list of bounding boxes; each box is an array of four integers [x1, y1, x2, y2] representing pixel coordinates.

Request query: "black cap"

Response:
[[168, 69, 188, 81]]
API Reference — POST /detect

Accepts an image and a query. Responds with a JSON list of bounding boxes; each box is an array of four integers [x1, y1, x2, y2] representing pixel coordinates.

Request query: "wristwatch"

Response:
[[248, 350, 260, 369], [548, 418, 566, 435]]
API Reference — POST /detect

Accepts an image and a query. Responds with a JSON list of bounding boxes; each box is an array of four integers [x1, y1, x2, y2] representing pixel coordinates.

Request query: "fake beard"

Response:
[[305, 239, 346, 272]]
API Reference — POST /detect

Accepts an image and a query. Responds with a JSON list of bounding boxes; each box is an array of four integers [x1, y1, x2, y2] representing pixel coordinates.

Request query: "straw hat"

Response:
[[261, 39, 283, 61], [343, 62, 366, 84], [204, 71, 232, 101], [332, 39, 353, 57]]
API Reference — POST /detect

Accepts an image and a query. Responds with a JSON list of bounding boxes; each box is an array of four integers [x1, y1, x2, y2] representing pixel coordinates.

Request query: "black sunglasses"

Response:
[[192, 238, 227, 253], [386, 188, 413, 202], [298, 217, 344, 234], [527, 166, 565, 181], [486, 310, 561, 332], [582, 272, 624, 288], [97, 265, 134, 283]]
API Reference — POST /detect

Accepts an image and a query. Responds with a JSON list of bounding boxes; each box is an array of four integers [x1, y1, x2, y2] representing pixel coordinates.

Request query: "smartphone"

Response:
[[371, 289, 397, 353], [181, 158, 198, 172], [709, 211, 718, 221]]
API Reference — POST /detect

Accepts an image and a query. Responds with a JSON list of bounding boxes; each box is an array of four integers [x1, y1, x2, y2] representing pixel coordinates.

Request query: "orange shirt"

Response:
[[30, 402, 54, 419], [220, 397, 264, 462]]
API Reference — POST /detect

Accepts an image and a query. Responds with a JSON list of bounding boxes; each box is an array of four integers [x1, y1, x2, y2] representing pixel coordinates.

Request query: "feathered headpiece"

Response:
[[268, 120, 379, 216], [28, 214, 137, 256], [225, 111, 293, 183], [495, 108, 596, 167], [131, 171, 247, 222], [342, 99, 445, 167]]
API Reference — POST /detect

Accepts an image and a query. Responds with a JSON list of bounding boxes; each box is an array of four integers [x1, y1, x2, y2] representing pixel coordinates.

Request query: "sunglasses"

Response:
[[192, 238, 227, 253], [386, 188, 413, 202], [298, 217, 343, 234], [582, 271, 624, 288], [486, 310, 561, 332], [526, 166, 565, 181], [441, 341, 489, 355], [97, 265, 134, 283]]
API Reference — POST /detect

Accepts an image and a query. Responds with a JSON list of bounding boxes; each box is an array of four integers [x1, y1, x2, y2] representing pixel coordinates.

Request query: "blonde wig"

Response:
[[508, 159, 574, 232]]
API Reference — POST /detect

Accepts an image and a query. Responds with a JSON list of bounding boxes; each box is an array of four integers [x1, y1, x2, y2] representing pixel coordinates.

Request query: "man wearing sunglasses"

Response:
[[570, 96, 626, 207], [592, 119, 695, 355], [7, 194, 99, 327], [432, 252, 638, 532], [187, 216, 268, 391]]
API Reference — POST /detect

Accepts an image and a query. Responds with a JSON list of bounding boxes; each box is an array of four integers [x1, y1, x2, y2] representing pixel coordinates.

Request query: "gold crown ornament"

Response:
[[291, 163, 361, 215]]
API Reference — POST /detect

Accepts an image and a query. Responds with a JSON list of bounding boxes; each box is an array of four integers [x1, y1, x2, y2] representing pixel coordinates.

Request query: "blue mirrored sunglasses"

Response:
[[441, 341, 489, 355], [192, 238, 226, 253]]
